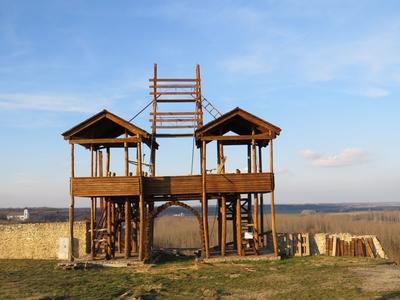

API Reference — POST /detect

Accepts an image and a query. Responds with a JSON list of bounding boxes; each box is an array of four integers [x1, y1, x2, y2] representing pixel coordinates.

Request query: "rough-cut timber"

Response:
[[63, 64, 281, 261]]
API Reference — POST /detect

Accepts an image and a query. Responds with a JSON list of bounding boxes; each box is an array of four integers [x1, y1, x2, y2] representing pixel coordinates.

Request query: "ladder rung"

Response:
[[94, 238, 107, 242], [149, 84, 197, 89], [89, 228, 107, 232], [149, 78, 197, 82], [156, 99, 196, 103], [152, 125, 198, 129], [150, 91, 196, 95], [150, 112, 198, 115], [151, 118, 198, 122]]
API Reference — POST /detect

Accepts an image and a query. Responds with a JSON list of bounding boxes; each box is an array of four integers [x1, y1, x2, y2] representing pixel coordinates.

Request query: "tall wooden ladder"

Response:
[[202, 96, 222, 119], [149, 64, 203, 139]]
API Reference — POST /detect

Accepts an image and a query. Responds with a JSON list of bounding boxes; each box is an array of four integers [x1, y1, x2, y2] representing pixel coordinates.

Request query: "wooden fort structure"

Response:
[[63, 65, 281, 261]]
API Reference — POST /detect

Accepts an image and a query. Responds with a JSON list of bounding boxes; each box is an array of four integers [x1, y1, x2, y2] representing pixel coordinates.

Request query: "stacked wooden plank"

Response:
[[325, 236, 376, 258], [283, 233, 310, 257]]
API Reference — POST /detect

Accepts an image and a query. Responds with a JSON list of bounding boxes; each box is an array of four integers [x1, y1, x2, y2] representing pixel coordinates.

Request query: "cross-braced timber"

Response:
[[62, 65, 281, 262]]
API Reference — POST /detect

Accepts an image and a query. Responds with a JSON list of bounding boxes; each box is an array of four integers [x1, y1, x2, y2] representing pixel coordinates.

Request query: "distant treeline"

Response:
[[1, 203, 399, 223]]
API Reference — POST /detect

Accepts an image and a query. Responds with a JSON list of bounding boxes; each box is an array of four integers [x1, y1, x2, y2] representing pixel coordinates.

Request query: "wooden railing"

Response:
[[71, 173, 274, 198]]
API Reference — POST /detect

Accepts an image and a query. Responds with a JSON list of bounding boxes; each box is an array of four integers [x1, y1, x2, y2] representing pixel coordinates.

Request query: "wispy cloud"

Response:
[[351, 87, 390, 98], [300, 148, 370, 167], [219, 11, 400, 93], [0, 93, 109, 113], [221, 50, 272, 75]]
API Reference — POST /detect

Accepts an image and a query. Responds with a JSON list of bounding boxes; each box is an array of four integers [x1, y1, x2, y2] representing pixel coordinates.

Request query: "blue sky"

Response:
[[0, 1, 399, 207]]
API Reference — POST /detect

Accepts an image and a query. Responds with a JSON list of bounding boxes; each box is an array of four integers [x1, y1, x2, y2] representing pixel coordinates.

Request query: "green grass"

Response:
[[0, 256, 398, 299]]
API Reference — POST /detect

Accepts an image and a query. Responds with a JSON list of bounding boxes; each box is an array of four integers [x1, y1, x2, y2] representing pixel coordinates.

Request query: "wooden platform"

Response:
[[71, 172, 274, 199]]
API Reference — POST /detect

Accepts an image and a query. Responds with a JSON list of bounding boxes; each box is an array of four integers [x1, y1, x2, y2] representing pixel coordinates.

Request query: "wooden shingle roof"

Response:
[[195, 107, 281, 146], [62, 110, 157, 149]]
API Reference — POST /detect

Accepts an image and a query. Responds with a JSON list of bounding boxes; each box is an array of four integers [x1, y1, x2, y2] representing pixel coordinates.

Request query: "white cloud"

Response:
[[0, 93, 108, 113], [355, 87, 390, 98], [299, 149, 322, 160], [300, 148, 370, 167]]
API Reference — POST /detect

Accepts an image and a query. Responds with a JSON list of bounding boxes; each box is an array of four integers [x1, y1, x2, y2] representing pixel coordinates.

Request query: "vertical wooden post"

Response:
[[118, 205, 122, 253], [269, 139, 278, 256], [201, 140, 209, 257], [217, 198, 222, 250], [95, 150, 98, 177], [217, 141, 226, 255], [131, 202, 138, 255], [111, 201, 115, 257], [258, 145, 264, 247], [89, 145, 95, 259], [136, 145, 140, 176], [90, 198, 95, 259], [216, 141, 221, 251], [232, 200, 237, 250], [106, 147, 110, 176], [138, 140, 145, 260], [221, 195, 226, 256], [196, 64, 203, 127], [99, 151, 103, 178], [124, 131, 129, 176], [150, 63, 157, 176], [98, 150, 103, 244], [236, 194, 242, 256], [246, 144, 252, 224], [106, 198, 112, 259], [69, 144, 75, 262], [124, 198, 131, 258], [251, 135, 259, 249]]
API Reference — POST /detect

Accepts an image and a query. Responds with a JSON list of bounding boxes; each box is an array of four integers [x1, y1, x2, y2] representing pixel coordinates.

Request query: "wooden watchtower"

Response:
[[63, 65, 281, 262]]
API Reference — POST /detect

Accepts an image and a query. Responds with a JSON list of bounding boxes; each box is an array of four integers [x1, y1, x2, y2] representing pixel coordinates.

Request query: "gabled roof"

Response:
[[195, 107, 281, 145], [62, 110, 157, 149]]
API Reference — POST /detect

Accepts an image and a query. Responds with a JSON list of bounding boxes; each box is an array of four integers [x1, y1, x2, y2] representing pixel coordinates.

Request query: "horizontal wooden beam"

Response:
[[156, 99, 196, 103], [150, 111, 198, 115], [69, 137, 139, 145], [153, 125, 198, 129], [150, 91, 196, 95], [151, 118, 198, 122], [199, 134, 272, 141], [149, 78, 197, 82], [71, 173, 274, 197], [156, 133, 194, 138], [149, 84, 197, 89]]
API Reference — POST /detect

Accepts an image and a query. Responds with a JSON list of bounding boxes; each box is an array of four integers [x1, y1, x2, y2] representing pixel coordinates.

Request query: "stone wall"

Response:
[[0, 221, 89, 259]]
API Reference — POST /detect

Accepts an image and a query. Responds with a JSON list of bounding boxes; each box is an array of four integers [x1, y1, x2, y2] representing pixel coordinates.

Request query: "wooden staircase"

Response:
[[94, 207, 109, 257], [225, 194, 258, 256]]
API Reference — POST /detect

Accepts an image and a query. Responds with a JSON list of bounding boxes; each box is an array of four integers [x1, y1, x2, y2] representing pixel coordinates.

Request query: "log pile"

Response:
[[325, 236, 376, 257]]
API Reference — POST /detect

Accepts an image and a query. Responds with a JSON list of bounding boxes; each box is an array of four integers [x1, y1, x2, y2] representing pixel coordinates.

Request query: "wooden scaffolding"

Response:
[[63, 65, 281, 262]]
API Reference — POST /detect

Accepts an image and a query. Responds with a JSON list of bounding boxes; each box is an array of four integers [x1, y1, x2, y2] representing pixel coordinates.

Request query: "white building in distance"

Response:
[[7, 208, 29, 221]]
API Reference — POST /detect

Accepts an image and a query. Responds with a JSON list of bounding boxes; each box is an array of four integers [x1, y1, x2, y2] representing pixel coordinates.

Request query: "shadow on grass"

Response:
[[151, 254, 194, 266], [377, 291, 400, 300]]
